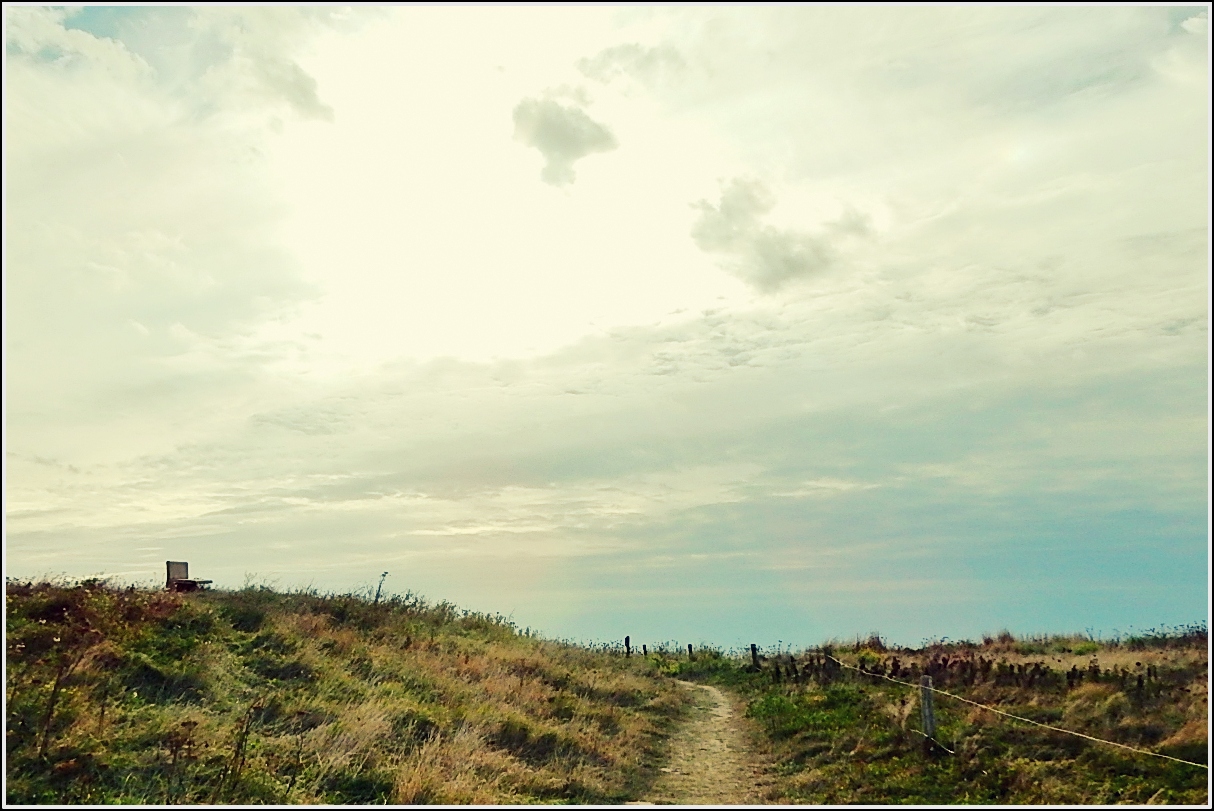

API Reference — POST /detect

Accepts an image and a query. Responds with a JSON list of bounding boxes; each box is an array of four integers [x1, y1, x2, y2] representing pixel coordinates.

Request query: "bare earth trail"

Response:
[[635, 680, 776, 805]]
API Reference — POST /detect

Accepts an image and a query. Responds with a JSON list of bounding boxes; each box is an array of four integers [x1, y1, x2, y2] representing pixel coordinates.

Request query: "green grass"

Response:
[[8, 579, 1206, 805], [5, 579, 689, 804], [669, 633, 1208, 804]]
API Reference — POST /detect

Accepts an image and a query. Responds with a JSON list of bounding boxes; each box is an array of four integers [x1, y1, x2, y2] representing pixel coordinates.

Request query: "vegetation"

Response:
[[667, 628, 1209, 804], [8, 576, 1207, 805], [5, 578, 688, 804]]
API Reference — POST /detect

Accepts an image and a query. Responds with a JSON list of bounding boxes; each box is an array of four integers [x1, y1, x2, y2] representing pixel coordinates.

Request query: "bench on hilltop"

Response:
[[166, 561, 213, 593]]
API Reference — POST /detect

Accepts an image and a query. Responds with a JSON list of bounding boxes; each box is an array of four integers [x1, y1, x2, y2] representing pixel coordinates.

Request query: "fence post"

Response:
[[625, 636, 631, 658], [751, 644, 760, 670], [687, 643, 694, 661], [920, 675, 936, 752], [642, 644, 647, 657]]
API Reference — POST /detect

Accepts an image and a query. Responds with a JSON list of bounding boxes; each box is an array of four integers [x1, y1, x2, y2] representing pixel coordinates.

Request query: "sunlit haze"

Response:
[[4, 5, 1209, 648]]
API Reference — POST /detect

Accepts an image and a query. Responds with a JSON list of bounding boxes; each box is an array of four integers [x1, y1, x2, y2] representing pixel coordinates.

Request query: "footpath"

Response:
[[635, 680, 775, 805]]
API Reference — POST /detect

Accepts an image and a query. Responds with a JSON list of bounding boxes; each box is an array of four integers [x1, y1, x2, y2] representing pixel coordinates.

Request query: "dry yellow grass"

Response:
[[6, 581, 691, 804]]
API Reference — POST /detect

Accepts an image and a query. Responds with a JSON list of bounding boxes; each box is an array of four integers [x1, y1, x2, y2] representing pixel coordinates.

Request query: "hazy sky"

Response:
[[4, 5, 1209, 648]]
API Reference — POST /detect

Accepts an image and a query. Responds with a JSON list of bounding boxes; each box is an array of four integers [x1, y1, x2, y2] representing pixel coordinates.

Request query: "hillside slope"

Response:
[[5, 580, 687, 804], [670, 631, 1208, 804]]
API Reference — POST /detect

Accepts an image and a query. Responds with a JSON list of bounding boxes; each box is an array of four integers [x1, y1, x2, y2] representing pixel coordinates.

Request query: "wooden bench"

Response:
[[166, 561, 213, 592]]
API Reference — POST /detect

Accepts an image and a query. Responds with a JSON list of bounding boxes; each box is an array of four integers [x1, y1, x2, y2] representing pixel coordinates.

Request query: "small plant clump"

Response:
[[5, 578, 689, 804], [669, 630, 1208, 805]]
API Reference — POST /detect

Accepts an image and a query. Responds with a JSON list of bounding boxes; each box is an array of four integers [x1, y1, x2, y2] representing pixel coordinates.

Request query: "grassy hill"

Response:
[[5, 579, 686, 804], [6, 578, 1208, 805], [668, 629, 1209, 804]]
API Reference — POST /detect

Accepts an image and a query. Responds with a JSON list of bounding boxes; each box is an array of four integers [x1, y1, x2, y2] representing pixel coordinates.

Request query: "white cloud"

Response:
[[4, 6, 1206, 642], [1180, 13, 1207, 36], [577, 42, 686, 86]]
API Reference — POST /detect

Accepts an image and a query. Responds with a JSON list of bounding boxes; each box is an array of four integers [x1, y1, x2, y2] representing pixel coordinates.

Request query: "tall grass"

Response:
[[5, 578, 688, 804], [671, 630, 1208, 804]]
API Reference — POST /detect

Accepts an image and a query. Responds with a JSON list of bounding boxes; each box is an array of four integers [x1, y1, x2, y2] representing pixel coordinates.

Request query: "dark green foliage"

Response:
[[748, 684, 869, 740], [221, 602, 267, 633], [1120, 623, 1208, 651], [320, 769, 395, 803], [391, 708, 439, 746], [489, 718, 563, 765], [120, 650, 209, 702]]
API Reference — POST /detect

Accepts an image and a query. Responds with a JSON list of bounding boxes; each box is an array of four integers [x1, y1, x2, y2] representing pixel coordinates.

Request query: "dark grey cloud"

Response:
[[512, 97, 618, 186], [691, 178, 867, 293]]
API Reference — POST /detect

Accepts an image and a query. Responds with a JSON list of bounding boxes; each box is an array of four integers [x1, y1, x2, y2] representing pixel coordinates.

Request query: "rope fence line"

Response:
[[820, 654, 1208, 770], [910, 728, 955, 754]]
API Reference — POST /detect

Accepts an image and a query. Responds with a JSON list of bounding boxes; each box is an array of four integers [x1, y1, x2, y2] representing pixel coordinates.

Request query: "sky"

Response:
[[3, 5, 1210, 649]]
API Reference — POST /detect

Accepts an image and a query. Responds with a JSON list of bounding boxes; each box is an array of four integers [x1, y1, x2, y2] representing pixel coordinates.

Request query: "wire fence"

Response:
[[821, 654, 1208, 771]]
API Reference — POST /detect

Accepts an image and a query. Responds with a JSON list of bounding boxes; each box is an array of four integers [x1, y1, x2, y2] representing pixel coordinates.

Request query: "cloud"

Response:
[[690, 178, 869, 292], [4, 6, 152, 81], [45, 5, 342, 121], [191, 6, 347, 121], [236, 54, 334, 121], [577, 42, 686, 86], [4, 6, 1206, 644], [512, 97, 618, 185], [4, 6, 320, 475], [1180, 12, 1207, 36]]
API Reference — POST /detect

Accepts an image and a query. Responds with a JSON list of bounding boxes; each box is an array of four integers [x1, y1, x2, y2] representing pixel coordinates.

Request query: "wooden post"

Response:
[[687, 643, 694, 661], [920, 675, 936, 751], [751, 644, 760, 670], [642, 644, 647, 657], [625, 636, 631, 658]]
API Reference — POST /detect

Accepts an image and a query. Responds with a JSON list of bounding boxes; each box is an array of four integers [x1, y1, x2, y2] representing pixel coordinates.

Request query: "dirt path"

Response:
[[635, 680, 775, 805]]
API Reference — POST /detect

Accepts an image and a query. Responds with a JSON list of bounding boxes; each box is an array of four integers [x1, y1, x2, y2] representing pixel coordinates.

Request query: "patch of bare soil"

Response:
[[635, 680, 775, 805]]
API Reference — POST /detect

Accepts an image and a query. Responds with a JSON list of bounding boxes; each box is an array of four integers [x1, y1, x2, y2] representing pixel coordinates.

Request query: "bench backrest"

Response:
[[166, 561, 189, 586]]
